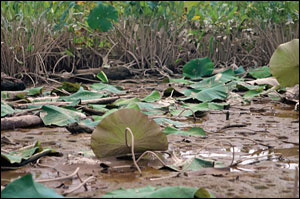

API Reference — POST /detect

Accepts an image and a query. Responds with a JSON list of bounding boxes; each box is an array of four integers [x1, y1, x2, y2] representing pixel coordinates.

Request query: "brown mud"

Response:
[[1, 80, 299, 198]]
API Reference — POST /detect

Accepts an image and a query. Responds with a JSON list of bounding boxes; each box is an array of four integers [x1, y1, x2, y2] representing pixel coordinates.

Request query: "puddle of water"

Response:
[[100, 166, 171, 183], [1, 168, 28, 186], [179, 146, 299, 171], [262, 111, 299, 119]]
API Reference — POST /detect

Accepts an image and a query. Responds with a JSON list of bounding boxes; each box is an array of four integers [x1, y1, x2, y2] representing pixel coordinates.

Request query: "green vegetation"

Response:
[[1, 1, 299, 83]]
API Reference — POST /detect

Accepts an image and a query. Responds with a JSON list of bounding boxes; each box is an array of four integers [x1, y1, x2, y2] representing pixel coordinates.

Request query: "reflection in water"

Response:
[[179, 146, 299, 171]]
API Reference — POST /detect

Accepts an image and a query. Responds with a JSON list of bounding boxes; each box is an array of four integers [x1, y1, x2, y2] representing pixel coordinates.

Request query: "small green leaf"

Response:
[[248, 66, 272, 79], [1, 101, 16, 117], [113, 97, 140, 106], [96, 71, 109, 83], [142, 90, 161, 102], [90, 82, 125, 94], [154, 118, 186, 127], [163, 126, 206, 137], [26, 86, 44, 96], [234, 66, 246, 74], [243, 88, 265, 99]]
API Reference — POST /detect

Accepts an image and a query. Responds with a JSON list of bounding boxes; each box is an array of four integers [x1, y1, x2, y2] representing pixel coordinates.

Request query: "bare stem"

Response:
[[63, 176, 95, 196], [125, 127, 142, 176], [36, 167, 80, 183]]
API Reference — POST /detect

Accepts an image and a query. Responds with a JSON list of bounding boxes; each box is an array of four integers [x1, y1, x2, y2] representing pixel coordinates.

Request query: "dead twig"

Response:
[[36, 167, 80, 183], [63, 176, 95, 196]]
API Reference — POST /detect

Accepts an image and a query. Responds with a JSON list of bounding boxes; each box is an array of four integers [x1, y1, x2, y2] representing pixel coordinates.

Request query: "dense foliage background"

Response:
[[1, 1, 299, 83]]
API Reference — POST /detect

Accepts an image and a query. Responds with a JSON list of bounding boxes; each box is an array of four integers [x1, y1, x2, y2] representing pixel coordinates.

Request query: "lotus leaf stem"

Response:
[[125, 127, 142, 176]]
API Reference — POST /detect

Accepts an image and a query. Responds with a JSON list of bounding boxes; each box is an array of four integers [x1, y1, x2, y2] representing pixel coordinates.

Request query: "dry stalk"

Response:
[[124, 127, 142, 176], [36, 167, 80, 183], [63, 176, 95, 196]]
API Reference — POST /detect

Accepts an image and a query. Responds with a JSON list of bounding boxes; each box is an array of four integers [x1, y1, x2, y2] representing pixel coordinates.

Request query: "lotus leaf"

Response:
[[1, 173, 64, 198], [182, 57, 214, 79], [91, 108, 168, 158], [269, 39, 299, 87]]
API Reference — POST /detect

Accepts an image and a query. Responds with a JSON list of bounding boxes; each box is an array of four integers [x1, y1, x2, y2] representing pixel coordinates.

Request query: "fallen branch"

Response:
[[1, 115, 42, 130], [9, 96, 120, 109]]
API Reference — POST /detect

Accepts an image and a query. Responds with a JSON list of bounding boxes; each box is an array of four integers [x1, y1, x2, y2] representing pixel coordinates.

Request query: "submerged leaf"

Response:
[[91, 109, 168, 158]]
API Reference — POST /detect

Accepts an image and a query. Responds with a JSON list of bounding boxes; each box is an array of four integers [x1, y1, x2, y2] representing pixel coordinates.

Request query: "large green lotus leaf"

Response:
[[269, 39, 299, 87], [59, 87, 105, 102], [101, 186, 203, 198], [193, 84, 228, 102], [182, 57, 214, 79], [191, 68, 237, 89], [87, 3, 118, 32], [40, 105, 84, 126], [1, 173, 64, 198], [91, 108, 168, 158]]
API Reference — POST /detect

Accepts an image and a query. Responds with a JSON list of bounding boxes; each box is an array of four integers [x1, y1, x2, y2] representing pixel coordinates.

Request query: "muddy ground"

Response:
[[1, 80, 299, 198]]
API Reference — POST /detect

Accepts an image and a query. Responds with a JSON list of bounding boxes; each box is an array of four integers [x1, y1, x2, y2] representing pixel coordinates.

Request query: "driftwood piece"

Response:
[[9, 96, 120, 109], [50, 66, 132, 82], [1, 115, 43, 130], [1, 72, 26, 91], [1, 91, 29, 100]]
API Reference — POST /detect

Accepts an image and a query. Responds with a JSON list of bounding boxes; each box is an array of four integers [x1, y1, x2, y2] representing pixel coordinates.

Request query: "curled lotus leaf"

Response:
[[91, 108, 168, 159], [269, 39, 299, 87]]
